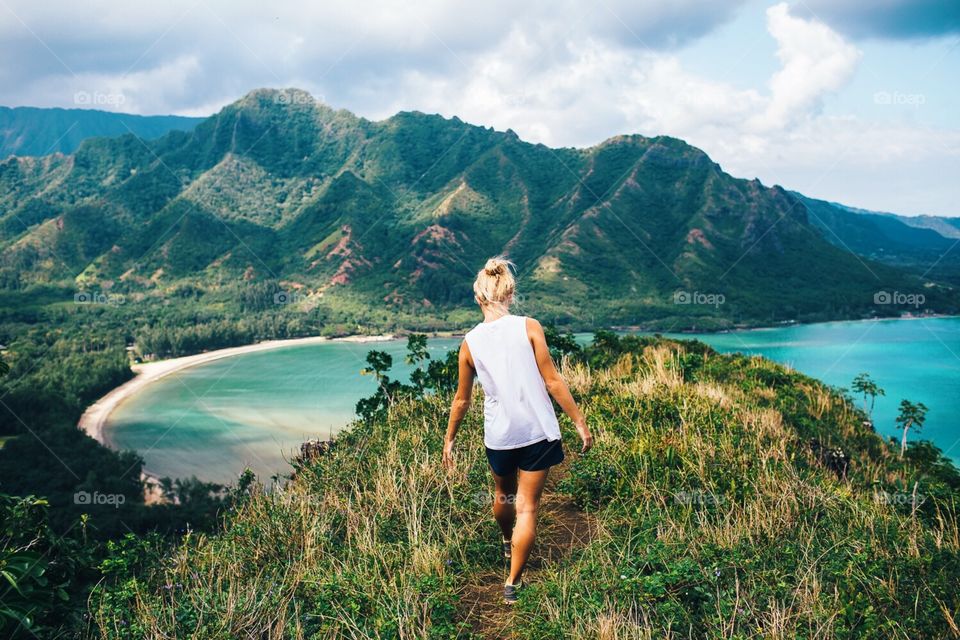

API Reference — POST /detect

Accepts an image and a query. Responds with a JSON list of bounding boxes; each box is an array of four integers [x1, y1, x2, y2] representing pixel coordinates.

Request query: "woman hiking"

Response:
[[442, 256, 593, 604]]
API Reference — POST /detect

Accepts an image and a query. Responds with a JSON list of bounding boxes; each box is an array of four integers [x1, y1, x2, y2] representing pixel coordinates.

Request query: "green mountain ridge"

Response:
[[0, 87, 956, 331], [0, 105, 203, 158], [796, 193, 960, 284]]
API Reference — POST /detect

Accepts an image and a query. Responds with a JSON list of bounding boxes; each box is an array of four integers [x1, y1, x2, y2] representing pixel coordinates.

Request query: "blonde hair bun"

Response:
[[484, 258, 508, 276], [474, 255, 516, 307]]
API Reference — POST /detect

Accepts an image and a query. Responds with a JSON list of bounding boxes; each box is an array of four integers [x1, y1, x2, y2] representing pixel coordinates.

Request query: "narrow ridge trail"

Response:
[[458, 468, 596, 638]]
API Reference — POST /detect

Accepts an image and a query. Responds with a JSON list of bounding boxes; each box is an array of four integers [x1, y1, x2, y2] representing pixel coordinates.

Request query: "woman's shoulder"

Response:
[[464, 320, 488, 340], [518, 316, 545, 342], [519, 315, 542, 329]]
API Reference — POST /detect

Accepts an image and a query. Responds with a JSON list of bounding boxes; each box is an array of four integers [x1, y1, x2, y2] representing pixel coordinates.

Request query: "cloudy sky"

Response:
[[1, 0, 958, 216]]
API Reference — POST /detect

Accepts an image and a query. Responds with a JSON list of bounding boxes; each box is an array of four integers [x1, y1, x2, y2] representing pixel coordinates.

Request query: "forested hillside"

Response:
[[2, 88, 954, 335]]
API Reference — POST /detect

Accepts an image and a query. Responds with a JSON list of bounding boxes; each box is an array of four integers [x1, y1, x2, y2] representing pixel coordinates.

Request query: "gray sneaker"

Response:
[[502, 539, 512, 560], [504, 579, 523, 605]]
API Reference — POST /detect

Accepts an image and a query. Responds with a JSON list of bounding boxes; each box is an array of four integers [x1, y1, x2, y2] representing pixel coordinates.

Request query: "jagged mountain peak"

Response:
[[0, 90, 954, 327]]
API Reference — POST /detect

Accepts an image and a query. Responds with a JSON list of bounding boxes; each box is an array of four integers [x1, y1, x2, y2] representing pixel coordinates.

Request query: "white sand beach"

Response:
[[77, 333, 395, 449]]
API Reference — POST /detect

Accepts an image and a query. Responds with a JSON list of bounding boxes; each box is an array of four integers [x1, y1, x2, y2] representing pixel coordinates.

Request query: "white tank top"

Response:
[[463, 314, 562, 450]]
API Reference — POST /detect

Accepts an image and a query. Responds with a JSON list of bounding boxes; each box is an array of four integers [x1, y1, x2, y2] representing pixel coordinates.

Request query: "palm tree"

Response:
[[851, 373, 884, 424], [895, 399, 928, 457]]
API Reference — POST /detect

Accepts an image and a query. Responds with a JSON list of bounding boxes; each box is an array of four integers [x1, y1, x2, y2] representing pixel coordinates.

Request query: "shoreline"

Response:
[[80, 314, 957, 449], [78, 314, 959, 488], [77, 333, 397, 452], [611, 312, 958, 335]]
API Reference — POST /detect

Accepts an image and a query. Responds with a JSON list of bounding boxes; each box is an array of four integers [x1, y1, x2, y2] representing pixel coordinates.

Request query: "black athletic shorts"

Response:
[[485, 438, 564, 477]]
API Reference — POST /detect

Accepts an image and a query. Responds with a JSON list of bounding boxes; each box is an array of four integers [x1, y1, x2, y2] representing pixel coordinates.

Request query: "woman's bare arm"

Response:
[[443, 340, 476, 468], [526, 318, 593, 453]]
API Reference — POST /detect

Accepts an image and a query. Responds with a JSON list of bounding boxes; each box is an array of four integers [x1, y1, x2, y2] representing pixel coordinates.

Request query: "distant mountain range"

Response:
[[0, 106, 203, 157], [797, 194, 960, 284], [0, 88, 956, 330]]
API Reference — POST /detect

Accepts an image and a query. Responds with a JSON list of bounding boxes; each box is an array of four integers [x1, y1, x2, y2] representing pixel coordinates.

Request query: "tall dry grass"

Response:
[[91, 339, 960, 639]]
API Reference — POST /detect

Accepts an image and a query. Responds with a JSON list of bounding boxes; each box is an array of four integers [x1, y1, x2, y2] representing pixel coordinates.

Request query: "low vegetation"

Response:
[[76, 333, 960, 639]]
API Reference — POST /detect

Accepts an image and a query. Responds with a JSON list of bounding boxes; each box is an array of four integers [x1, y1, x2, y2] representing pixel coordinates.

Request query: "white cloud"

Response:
[[409, 3, 861, 143], [754, 2, 861, 130], [23, 55, 203, 115]]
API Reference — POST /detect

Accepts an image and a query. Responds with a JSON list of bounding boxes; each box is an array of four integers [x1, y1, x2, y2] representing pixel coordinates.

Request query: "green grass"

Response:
[[88, 337, 960, 639]]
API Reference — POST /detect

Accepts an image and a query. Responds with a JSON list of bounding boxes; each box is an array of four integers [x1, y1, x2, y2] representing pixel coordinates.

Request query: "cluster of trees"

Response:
[[128, 290, 334, 358], [850, 372, 928, 457], [0, 316, 236, 637], [0, 329, 131, 436]]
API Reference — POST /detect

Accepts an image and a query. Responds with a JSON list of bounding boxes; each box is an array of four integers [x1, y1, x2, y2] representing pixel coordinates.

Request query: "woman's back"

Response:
[[444, 256, 592, 602], [464, 314, 561, 449]]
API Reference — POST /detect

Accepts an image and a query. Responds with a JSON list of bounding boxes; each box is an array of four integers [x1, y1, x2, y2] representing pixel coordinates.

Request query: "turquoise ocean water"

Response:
[[108, 318, 960, 484]]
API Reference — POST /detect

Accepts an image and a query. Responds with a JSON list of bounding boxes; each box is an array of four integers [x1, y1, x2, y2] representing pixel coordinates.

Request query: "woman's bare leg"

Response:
[[491, 469, 518, 541], [507, 468, 549, 585]]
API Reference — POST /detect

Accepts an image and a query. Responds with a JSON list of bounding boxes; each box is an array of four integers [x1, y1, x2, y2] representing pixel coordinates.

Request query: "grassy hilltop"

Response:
[[83, 334, 960, 639]]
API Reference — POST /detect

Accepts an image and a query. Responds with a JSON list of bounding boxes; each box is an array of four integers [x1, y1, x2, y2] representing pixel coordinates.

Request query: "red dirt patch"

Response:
[[412, 223, 460, 247], [324, 225, 372, 285], [686, 228, 714, 250]]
